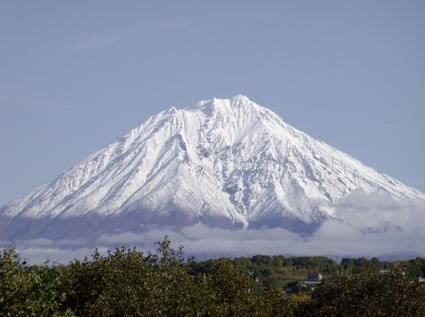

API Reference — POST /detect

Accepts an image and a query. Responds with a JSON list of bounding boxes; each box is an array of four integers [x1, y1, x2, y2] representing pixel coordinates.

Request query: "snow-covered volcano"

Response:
[[1, 95, 424, 241]]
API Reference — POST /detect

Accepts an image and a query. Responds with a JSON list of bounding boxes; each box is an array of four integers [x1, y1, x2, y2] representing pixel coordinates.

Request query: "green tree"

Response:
[[0, 246, 74, 316], [63, 237, 212, 316], [311, 266, 425, 316], [207, 259, 263, 316]]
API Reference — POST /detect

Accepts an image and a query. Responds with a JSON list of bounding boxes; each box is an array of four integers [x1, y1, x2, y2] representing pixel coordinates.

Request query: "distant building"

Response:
[[306, 274, 322, 283], [418, 277, 425, 283]]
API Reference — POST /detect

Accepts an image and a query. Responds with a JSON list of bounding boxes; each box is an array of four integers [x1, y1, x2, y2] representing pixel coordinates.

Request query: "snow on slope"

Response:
[[1, 95, 424, 232]]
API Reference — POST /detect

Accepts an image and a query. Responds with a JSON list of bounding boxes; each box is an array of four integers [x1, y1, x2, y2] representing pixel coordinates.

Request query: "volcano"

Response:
[[1, 95, 424, 242]]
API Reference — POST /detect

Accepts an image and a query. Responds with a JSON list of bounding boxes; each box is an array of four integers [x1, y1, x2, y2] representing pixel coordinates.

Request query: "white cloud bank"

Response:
[[10, 190, 425, 265]]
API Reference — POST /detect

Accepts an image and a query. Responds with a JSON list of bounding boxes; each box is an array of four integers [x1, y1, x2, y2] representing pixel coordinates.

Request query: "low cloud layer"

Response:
[[334, 188, 425, 237], [8, 191, 425, 265]]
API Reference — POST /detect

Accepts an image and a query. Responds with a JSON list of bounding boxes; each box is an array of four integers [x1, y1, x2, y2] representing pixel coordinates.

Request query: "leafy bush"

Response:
[[311, 266, 425, 316], [0, 246, 74, 316]]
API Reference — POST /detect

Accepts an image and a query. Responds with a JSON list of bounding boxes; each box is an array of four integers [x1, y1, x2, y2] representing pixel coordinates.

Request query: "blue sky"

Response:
[[1, 1, 424, 206]]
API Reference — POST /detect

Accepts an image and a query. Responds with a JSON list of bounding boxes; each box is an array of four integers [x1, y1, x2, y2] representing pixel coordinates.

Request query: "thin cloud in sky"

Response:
[[152, 23, 197, 33], [74, 23, 197, 50], [74, 34, 124, 50]]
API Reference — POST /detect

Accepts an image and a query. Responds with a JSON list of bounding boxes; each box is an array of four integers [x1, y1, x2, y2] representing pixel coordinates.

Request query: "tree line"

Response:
[[1, 237, 425, 316], [192, 252, 425, 290]]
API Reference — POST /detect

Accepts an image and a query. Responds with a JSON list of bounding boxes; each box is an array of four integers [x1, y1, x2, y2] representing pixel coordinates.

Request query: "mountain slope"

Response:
[[1, 95, 424, 240]]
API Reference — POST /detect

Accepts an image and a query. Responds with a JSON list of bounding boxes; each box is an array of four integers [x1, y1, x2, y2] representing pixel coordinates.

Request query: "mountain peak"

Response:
[[192, 95, 261, 117]]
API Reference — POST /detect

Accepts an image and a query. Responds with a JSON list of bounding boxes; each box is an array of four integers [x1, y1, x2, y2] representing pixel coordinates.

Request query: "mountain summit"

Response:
[[1, 96, 424, 241]]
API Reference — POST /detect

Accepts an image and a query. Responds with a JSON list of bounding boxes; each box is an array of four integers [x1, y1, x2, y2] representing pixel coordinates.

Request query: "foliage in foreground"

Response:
[[1, 238, 425, 316], [310, 267, 425, 316]]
